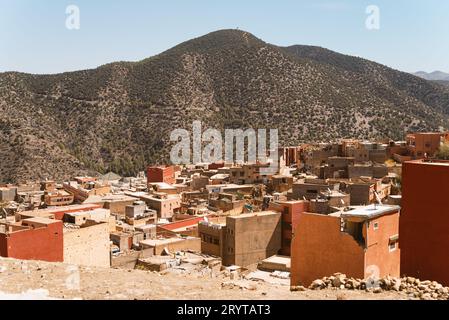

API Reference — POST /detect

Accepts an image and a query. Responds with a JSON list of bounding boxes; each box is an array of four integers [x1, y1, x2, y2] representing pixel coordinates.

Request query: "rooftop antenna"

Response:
[[373, 191, 382, 209]]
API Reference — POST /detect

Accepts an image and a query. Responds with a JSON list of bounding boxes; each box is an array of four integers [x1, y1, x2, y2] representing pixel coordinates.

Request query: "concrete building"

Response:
[[44, 190, 74, 206], [0, 186, 17, 202], [347, 183, 375, 206], [222, 211, 282, 267], [325, 157, 355, 179], [63, 220, 110, 267], [84, 194, 137, 216], [291, 205, 400, 287], [208, 193, 245, 215], [198, 218, 226, 257], [139, 237, 201, 255], [400, 160, 449, 286], [290, 179, 339, 201], [229, 164, 274, 185], [268, 175, 294, 193], [63, 177, 111, 202], [269, 200, 309, 256], [191, 175, 210, 191], [16, 204, 102, 221], [140, 193, 181, 219], [63, 208, 115, 232], [346, 178, 391, 206], [348, 164, 388, 179], [406, 132, 444, 159]]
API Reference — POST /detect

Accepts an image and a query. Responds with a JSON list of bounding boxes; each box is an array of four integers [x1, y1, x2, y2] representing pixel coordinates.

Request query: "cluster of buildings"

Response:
[[0, 132, 449, 288]]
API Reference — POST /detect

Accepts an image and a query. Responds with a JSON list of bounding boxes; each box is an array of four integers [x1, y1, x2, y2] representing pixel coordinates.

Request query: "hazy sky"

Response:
[[1, 0, 448, 74]]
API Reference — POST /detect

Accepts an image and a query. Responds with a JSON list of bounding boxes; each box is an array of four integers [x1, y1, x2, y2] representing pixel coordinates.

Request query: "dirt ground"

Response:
[[0, 257, 408, 300]]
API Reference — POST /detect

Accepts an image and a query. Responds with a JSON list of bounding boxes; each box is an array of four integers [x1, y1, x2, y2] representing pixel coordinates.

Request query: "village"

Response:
[[1, 131, 449, 300]]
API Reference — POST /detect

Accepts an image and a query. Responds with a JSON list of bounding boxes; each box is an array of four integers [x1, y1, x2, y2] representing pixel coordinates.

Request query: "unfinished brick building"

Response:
[[147, 166, 175, 185]]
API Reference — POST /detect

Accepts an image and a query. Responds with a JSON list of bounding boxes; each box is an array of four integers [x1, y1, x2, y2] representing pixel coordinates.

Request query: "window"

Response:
[[373, 222, 379, 230], [389, 242, 397, 252]]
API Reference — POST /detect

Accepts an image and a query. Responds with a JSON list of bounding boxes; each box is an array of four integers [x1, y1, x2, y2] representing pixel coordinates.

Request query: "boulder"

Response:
[[310, 279, 325, 290], [332, 274, 347, 287], [291, 286, 307, 292]]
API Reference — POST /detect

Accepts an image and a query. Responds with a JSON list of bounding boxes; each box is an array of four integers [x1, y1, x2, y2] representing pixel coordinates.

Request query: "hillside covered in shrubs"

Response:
[[1, 29, 449, 182]]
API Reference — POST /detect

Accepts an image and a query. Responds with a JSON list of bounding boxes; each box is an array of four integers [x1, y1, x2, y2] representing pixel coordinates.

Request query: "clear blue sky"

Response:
[[1, 0, 448, 74]]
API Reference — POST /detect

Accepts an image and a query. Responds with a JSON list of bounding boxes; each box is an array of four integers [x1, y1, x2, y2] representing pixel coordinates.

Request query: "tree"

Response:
[[436, 143, 449, 160]]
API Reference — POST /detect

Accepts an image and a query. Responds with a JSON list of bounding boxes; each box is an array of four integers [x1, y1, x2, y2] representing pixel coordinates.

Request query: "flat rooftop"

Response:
[[140, 237, 194, 247], [66, 208, 110, 216], [261, 255, 291, 266], [23, 217, 60, 225], [17, 204, 103, 219], [228, 211, 279, 220], [84, 194, 138, 203], [340, 205, 400, 220]]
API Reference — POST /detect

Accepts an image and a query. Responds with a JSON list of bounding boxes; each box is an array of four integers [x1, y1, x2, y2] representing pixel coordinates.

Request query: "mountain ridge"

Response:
[[1, 29, 449, 183], [414, 71, 449, 81]]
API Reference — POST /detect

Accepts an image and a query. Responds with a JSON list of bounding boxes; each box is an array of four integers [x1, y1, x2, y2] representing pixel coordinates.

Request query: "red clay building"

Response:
[[269, 200, 309, 256], [291, 205, 400, 287], [400, 159, 449, 285], [406, 132, 444, 159], [0, 217, 63, 262], [208, 162, 225, 170], [147, 166, 175, 185]]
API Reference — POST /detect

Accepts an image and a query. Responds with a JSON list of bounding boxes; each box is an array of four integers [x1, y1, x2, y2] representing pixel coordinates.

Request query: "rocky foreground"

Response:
[[292, 273, 449, 300]]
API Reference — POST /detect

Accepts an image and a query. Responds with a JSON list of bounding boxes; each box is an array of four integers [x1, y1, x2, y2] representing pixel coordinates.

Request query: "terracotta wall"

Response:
[[365, 212, 400, 279], [147, 166, 175, 184], [291, 213, 365, 286], [400, 160, 449, 285], [0, 222, 63, 262]]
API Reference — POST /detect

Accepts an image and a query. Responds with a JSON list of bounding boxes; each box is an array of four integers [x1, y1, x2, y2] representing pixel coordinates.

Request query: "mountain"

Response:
[[414, 71, 449, 81], [1, 29, 449, 183], [434, 80, 449, 87]]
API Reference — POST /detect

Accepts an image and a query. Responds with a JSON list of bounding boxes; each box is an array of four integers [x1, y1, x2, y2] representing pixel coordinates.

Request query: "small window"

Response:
[[373, 222, 379, 230], [389, 242, 397, 252]]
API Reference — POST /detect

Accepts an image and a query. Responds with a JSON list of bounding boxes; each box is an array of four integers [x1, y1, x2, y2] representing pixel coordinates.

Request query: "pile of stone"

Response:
[[294, 273, 449, 300], [221, 280, 257, 291]]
